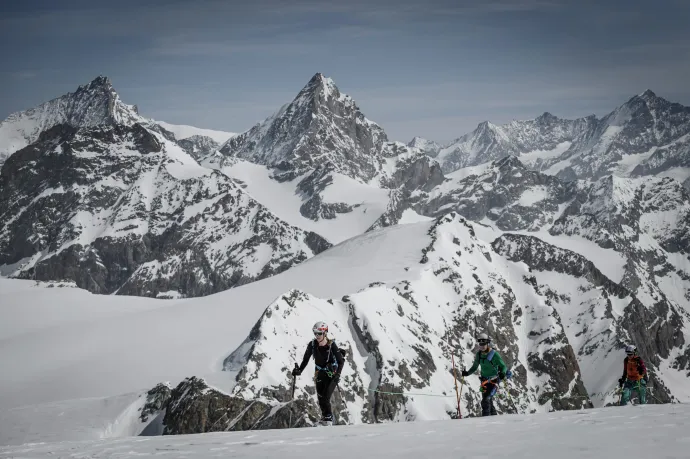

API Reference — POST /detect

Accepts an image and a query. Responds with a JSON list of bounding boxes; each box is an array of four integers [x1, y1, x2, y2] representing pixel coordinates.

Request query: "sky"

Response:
[[1, 0, 690, 144]]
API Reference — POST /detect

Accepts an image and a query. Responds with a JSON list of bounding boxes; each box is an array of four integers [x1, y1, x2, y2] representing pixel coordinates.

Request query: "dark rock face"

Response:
[[492, 232, 681, 405], [140, 383, 172, 423], [161, 377, 321, 434], [410, 156, 576, 231], [0, 123, 331, 298], [177, 135, 220, 159]]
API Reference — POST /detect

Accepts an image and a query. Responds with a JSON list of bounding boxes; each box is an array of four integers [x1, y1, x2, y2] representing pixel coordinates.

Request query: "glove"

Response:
[[461, 370, 469, 377], [505, 370, 513, 379], [332, 373, 340, 384], [618, 377, 625, 387], [292, 367, 302, 377]]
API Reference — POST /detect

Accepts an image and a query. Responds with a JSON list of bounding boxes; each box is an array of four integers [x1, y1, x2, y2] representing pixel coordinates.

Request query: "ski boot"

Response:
[[318, 414, 333, 426]]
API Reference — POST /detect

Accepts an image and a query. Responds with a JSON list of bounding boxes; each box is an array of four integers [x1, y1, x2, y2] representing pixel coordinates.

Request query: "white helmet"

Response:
[[625, 344, 637, 354], [477, 333, 491, 346], [312, 321, 328, 335]]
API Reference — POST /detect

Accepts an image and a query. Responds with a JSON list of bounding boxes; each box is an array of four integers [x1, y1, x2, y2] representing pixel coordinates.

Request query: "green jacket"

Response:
[[467, 348, 507, 379]]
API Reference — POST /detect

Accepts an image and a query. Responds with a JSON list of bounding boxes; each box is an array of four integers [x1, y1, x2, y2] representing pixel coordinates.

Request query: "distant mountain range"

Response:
[[1, 73, 689, 438]]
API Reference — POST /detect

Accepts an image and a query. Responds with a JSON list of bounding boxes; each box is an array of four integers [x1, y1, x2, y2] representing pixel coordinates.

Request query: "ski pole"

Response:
[[291, 364, 298, 399], [452, 355, 461, 419], [289, 364, 298, 428], [617, 379, 625, 405], [459, 374, 465, 417]]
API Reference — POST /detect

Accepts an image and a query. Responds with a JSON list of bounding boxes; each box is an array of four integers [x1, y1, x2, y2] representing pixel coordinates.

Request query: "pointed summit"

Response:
[[639, 89, 657, 100], [217, 73, 388, 182], [294, 72, 348, 107], [0, 75, 144, 164], [81, 75, 112, 90]]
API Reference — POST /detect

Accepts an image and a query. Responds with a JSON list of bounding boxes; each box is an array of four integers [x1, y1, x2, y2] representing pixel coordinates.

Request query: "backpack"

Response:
[[478, 348, 512, 380], [312, 338, 347, 373]]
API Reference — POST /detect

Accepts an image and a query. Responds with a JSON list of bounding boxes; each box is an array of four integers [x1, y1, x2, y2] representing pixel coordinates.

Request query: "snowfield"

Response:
[[0, 221, 433, 415], [215, 159, 391, 244], [154, 121, 236, 143], [0, 404, 687, 458]]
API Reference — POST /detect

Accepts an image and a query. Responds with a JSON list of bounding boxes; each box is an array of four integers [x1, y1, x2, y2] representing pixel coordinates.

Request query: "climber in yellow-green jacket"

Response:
[[458, 333, 511, 416]]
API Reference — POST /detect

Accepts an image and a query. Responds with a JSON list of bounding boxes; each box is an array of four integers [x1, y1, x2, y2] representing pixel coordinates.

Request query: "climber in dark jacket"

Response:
[[292, 321, 345, 425]]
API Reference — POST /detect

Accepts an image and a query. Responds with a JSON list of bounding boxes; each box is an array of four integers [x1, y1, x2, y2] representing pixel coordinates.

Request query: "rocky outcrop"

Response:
[[161, 377, 322, 434], [177, 135, 220, 159], [413, 156, 576, 231]]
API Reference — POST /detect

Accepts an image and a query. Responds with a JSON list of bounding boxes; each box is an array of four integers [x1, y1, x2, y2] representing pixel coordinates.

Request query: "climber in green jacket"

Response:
[[460, 333, 511, 416]]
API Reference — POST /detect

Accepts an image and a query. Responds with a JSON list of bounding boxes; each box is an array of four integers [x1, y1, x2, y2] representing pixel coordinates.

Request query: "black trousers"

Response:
[[314, 371, 337, 419], [480, 380, 498, 416]]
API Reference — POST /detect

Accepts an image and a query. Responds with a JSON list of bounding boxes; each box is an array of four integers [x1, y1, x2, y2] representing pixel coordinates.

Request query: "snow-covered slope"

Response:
[[155, 121, 236, 144], [550, 174, 690, 310], [0, 221, 432, 415], [216, 213, 686, 426], [0, 76, 144, 165], [0, 123, 330, 298], [407, 136, 440, 156], [432, 113, 595, 173], [551, 90, 690, 182], [211, 159, 391, 244], [1, 404, 686, 458], [200, 73, 444, 243], [3, 74, 690, 449], [3, 213, 687, 444]]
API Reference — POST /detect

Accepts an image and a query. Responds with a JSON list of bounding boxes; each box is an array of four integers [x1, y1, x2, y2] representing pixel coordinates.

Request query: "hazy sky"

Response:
[[2, 0, 689, 144]]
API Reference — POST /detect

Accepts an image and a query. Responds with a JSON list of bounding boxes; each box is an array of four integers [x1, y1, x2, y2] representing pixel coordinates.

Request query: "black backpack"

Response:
[[312, 338, 347, 372]]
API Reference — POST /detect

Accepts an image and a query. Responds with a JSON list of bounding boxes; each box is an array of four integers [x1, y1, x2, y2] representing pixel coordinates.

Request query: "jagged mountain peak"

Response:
[[0, 75, 143, 164], [79, 75, 113, 91], [612, 89, 671, 119], [294, 72, 351, 107], [535, 111, 560, 124], [638, 89, 658, 100], [214, 73, 388, 182]]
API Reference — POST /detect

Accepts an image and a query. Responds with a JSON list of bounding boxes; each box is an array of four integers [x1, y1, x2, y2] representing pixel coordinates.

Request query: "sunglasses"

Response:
[[314, 332, 325, 336], [477, 340, 490, 345]]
